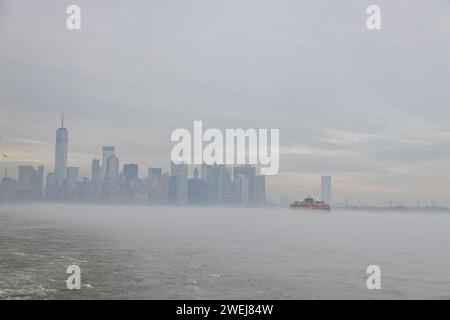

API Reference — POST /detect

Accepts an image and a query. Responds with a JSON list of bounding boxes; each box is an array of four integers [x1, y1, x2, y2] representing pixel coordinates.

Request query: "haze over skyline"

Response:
[[1, 1, 450, 205]]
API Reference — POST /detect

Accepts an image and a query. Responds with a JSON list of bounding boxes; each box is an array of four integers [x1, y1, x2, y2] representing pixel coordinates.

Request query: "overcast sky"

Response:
[[1, 0, 450, 205]]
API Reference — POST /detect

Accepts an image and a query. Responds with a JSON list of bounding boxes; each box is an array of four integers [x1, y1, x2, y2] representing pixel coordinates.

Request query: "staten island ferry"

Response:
[[290, 197, 330, 210]]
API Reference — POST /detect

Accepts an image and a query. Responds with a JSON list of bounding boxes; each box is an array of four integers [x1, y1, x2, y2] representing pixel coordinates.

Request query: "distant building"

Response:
[[200, 164, 214, 203], [37, 166, 44, 197], [200, 164, 232, 204], [175, 175, 188, 205], [233, 165, 256, 204], [18, 165, 44, 200], [0, 170, 18, 203], [171, 161, 187, 177], [236, 175, 250, 206], [45, 172, 59, 200], [54, 114, 68, 187], [168, 175, 176, 204], [159, 173, 170, 204], [201, 164, 213, 182], [66, 167, 79, 199], [193, 167, 199, 179], [67, 167, 79, 185], [123, 164, 138, 188], [255, 175, 266, 205], [321, 176, 332, 205], [122, 164, 138, 202], [107, 156, 119, 181], [78, 177, 93, 201], [148, 167, 162, 179], [101, 146, 115, 184], [129, 178, 148, 203], [171, 162, 188, 205], [213, 165, 232, 204], [102, 155, 120, 202], [146, 168, 168, 204], [188, 168, 207, 205], [91, 159, 101, 199]]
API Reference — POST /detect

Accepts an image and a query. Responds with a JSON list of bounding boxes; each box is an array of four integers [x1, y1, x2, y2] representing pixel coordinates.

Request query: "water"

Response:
[[0, 204, 449, 299]]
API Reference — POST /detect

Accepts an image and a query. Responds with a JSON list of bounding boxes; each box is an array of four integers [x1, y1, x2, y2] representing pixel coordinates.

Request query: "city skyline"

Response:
[[0, 116, 445, 208], [1, 118, 269, 206], [1, 1, 450, 205]]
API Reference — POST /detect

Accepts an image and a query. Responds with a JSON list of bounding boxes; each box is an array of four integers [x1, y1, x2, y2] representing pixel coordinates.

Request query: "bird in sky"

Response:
[[0, 138, 10, 158]]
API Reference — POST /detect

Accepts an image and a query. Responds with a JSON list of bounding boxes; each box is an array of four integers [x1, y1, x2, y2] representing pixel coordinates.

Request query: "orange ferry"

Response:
[[290, 197, 330, 210]]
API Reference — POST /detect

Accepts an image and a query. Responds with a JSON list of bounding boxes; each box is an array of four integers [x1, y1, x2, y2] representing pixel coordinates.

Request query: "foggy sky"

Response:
[[1, 0, 450, 205]]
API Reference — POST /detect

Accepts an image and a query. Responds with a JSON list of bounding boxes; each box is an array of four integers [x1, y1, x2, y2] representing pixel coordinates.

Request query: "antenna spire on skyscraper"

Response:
[[61, 110, 64, 128]]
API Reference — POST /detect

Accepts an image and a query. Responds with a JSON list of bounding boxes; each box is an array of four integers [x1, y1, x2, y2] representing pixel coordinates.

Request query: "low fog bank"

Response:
[[1, 204, 449, 299]]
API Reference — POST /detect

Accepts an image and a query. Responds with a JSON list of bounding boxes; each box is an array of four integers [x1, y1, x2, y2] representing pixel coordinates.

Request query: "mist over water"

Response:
[[0, 204, 449, 299]]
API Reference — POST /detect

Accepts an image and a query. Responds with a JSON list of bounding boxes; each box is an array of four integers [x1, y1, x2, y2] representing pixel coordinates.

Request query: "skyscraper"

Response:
[[54, 113, 68, 187], [236, 175, 250, 206], [101, 146, 115, 181], [105, 155, 119, 185], [18, 165, 43, 200], [233, 165, 256, 204], [209, 164, 232, 204], [66, 167, 79, 186], [102, 155, 120, 202], [188, 169, 206, 205], [146, 167, 166, 204], [66, 166, 79, 198], [123, 164, 138, 189], [45, 172, 59, 200], [321, 176, 332, 205], [170, 162, 188, 205], [37, 166, 44, 198], [91, 159, 101, 199], [0, 171, 18, 203], [102, 146, 115, 169]]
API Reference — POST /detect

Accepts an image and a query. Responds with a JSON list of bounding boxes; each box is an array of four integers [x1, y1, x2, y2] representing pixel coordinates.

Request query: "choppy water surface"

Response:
[[0, 204, 449, 299]]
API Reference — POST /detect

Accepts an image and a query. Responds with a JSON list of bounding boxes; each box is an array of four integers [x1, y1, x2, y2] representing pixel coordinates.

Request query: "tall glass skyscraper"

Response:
[[54, 114, 68, 187], [101, 146, 115, 183]]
